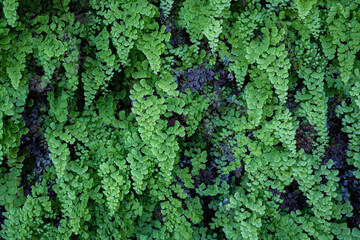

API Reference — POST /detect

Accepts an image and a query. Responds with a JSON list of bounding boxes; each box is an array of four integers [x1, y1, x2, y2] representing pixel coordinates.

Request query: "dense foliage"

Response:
[[0, 0, 360, 239]]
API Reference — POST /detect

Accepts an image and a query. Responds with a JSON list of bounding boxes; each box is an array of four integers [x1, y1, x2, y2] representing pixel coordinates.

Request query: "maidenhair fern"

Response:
[[0, 1, 360, 240]]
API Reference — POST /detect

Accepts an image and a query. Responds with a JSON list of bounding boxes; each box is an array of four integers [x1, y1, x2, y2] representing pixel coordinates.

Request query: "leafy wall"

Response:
[[0, 0, 360, 239]]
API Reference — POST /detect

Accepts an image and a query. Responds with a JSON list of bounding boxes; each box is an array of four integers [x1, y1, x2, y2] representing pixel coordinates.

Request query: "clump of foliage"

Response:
[[0, 0, 360, 239]]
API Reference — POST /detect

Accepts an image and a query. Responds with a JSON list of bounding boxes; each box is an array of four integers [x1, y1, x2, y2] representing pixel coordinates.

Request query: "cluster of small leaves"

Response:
[[160, 0, 174, 18], [0, 0, 360, 240], [178, 0, 231, 52]]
